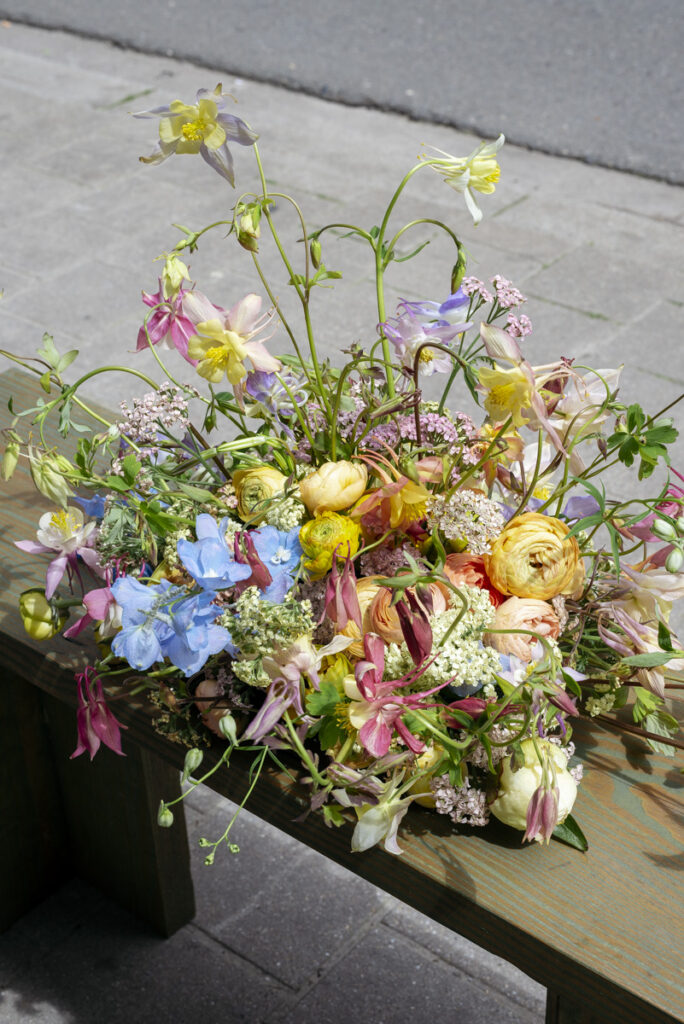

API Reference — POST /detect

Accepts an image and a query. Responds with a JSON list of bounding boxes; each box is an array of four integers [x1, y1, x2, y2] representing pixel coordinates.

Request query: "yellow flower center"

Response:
[[419, 348, 435, 364], [334, 701, 356, 734], [50, 509, 80, 536], [203, 345, 235, 374], [181, 118, 209, 141]]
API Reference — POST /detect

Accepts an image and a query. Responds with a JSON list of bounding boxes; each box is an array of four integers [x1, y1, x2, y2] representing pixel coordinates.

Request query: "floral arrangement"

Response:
[[4, 84, 683, 859]]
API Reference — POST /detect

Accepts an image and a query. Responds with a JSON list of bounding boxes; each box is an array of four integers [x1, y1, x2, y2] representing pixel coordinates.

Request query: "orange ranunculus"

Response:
[[483, 512, 582, 600], [368, 580, 450, 645], [442, 553, 506, 608], [483, 596, 560, 662]]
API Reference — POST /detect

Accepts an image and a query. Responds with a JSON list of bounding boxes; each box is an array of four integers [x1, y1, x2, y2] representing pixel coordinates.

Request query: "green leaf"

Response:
[[626, 404, 645, 433], [176, 481, 216, 503], [645, 425, 678, 445], [643, 712, 678, 757], [553, 814, 588, 852], [121, 453, 141, 485], [305, 681, 341, 717], [104, 474, 131, 492], [621, 651, 684, 668], [658, 620, 674, 653], [37, 332, 60, 368], [39, 370, 52, 394], [322, 805, 346, 828], [318, 718, 346, 750], [394, 240, 431, 263], [56, 349, 79, 373]]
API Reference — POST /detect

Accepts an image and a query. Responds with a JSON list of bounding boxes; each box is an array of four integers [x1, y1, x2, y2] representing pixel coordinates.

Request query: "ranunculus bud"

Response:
[[233, 465, 286, 524], [484, 512, 582, 600], [483, 596, 560, 662], [299, 461, 368, 515], [489, 738, 577, 839], [18, 588, 67, 640]]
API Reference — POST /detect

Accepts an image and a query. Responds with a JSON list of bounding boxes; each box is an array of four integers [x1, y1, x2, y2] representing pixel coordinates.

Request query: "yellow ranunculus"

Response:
[[19, 589, 66, 641], [299, 512, 360, 578], [299, 461, 368, 515], [484, 512, 582, 601], [233, 465, 286, 524], [477, 365, 533, 428]]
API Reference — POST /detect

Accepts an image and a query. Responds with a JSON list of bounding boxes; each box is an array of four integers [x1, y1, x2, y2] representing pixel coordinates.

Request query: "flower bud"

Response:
[[2, 440, 19, 481], [182, 748, 204, 779], [161, 253, 190, 298], [236, 203, 262, 252], [157, 802, 174, 828], [652, 518, 677, 541], [218, 711, 238, 744], [489, 738, 577, 841], [665, 547, 684, 573], [310, 238, 322, 269], [677, 516, 684, 535], [29, 450, 74, 507], [18, 588, 67, 640], [450, 244, 467, 293]]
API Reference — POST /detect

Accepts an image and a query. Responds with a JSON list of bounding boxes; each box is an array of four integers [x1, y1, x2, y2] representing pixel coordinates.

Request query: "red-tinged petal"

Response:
[[63, 612, 94, 640], [359, 714, 393, 758], [394, 717, 425, 754]]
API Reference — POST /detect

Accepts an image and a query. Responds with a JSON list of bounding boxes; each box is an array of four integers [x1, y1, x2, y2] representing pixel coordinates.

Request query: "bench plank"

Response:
[[1, 367, 682, 1023]]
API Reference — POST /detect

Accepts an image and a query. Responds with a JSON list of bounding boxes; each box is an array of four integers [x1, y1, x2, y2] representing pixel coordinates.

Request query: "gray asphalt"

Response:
[[2, 0, 683, 184]]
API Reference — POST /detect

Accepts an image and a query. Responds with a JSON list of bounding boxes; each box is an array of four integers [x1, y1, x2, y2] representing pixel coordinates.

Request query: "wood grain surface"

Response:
[[1, 367, 682, 1024]]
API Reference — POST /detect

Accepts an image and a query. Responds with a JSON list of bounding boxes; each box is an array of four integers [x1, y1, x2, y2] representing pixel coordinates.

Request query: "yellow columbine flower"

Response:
[[477, 365, 534, 428], [135, 84, 258, 185], [422, 134, 505, 224], [188, 319, 250, 384]]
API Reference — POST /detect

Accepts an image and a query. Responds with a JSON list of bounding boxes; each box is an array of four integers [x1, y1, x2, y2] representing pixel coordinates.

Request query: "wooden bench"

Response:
[[1, 367, 682, 1024]]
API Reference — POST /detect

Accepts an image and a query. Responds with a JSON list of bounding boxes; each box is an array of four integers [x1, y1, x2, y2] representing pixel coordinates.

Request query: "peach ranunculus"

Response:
[[299, 460, 368, 515], [442, 553, 506, 608], [368, 581, 451, 645], [483, 512, 582, 600], [483, 597, 560, 662], [338, 576, 385, 658]]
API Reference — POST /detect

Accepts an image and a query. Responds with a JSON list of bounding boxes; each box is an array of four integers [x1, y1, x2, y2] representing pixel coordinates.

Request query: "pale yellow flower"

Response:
[[299, 461, 368, 515], [233, 465, 287, 524], [477, 364, 534, 428], [484, 512, 582, 601]]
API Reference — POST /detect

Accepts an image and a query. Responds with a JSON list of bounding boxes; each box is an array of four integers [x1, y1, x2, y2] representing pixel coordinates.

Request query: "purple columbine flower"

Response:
[[71, 667, 127, 761], [379, 299, 471, 377], [244, 369, 308, 439]]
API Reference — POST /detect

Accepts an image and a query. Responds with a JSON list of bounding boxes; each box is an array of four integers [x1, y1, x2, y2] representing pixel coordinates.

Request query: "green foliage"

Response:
[[553, 814, 588, 852], [606, 404, 678, 479]]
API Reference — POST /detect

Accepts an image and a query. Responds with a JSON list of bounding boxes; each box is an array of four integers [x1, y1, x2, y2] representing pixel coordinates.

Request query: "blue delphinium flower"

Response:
[[177, 514, 252, 591], [110, 575, 231, 676], [251, 525, 302, 603]]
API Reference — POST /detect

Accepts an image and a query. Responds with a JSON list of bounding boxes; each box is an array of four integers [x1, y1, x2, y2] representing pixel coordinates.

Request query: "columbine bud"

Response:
[[450, 245, 467, 293], [665, 547, 684, 573], [18, 588, 67, 640], [2, 440, 19, 481], [157, 802, 174, 828], [218, 712, 238, 744], [161, 253, 190, 298], [652, 518, 677, 541], [237, 202, 262, 252], [310, 238, 322, 269], [29, 450, 74, 507], [182, 748, 204, 780]]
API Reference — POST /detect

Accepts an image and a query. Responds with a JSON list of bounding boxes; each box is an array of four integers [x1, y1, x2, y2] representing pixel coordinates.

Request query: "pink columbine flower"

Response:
[[71, 667, 127, 760], [15, 507, 103, 600], [137, 282, 222, 363], [63, 583, 122, 640], [344, 634, 448, 759]]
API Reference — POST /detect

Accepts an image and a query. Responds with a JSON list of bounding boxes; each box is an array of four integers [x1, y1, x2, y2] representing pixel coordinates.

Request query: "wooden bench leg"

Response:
[[0, 675, 70, 931], [42, 692, 196, 937], [546, 991, 600, 1024]]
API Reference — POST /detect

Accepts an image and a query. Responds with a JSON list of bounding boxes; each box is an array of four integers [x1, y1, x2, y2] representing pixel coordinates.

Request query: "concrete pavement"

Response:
[[1, 0, 683, 183], [0, 20, 683, 1024]]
